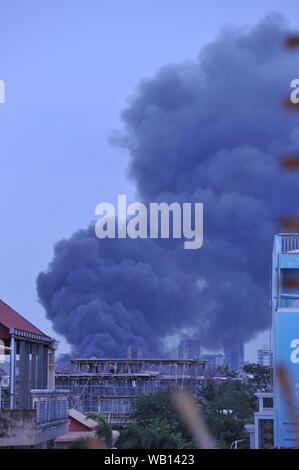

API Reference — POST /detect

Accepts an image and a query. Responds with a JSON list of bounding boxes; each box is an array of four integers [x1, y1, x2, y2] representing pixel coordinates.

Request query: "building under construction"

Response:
[[56, 358, 205, 425]]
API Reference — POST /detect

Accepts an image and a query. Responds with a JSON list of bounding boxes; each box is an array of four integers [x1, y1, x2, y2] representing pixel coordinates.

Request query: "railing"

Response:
[[35, 398, 68, 425], [0, 390, 70, 447], [280, 234, 299, 253], [67, 359, 205, 377], [31, 389, 69, 425]]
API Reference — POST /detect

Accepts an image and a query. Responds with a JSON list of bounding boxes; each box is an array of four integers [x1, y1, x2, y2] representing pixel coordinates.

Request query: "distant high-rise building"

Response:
[[200, 353, 225, 371], [224, 342, 245, 372], [257, 347, 273, 367], [178, 340, 200, 360], [178, 340, 193, 359]]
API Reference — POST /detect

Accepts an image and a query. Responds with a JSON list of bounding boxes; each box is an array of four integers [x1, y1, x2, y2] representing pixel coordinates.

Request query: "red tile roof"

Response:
[[0, 299, 47, 336]]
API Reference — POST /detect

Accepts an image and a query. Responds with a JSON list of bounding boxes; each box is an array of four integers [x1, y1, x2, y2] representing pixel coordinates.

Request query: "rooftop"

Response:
[[69, 409, 98, 430], [278, 233, 299, 253], [71, 358, 205, 364], [0, 299, 49, 337]]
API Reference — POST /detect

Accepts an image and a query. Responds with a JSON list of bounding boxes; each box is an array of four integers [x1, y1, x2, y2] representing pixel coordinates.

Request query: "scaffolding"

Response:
[[56, 358, 205, 425]]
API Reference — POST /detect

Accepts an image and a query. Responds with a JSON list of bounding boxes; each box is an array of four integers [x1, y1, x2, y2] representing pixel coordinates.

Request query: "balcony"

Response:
[[280, 234, 299, 254], [0, 389, 69, 448]]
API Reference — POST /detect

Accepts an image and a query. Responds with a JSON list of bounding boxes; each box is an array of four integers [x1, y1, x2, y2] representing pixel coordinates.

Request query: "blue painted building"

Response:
[[272, 234, 299, 448]]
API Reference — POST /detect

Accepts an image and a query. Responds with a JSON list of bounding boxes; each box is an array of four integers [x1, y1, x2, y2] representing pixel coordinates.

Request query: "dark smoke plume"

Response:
[[37, 14, 299, 357]]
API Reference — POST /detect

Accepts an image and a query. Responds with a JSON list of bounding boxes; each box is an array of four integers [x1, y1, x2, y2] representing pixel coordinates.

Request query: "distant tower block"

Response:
[[257, 346, 273, 367], [178, 340, 190, 359], [178, 340, 200, 359], [224, 342, 245, 372]]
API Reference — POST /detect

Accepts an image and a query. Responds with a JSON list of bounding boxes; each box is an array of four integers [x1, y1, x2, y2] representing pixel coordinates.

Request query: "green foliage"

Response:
[[118, 419, 187, 449], [69, 436, 94, 449], [117, 363, 272, 449], [243, 363, 272, 392], [87, 412, 113, 448], [199, 380, 254, 448], [117, 391, 193, 449], [199, 363, 272, 448]]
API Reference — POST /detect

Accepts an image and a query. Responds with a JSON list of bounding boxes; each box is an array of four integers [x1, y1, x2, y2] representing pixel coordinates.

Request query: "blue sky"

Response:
[[0, 0, 298, 360]]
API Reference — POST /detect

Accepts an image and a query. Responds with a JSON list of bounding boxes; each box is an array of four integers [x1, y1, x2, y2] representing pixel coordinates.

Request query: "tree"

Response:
[[117, 391, 194, 449], [197, 363, 272, 448], [243, 363, 272, 392], [199, 379, 253, 448], [87, 412, 113, 448], [118, 364, 272, 449]]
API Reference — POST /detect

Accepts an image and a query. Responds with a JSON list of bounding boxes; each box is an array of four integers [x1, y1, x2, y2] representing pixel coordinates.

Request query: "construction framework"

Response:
[[56, 358, 205, 425]]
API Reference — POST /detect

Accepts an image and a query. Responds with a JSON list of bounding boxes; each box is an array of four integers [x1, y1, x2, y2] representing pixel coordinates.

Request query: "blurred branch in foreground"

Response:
[[174, 391, 216, 449], [276, 365, 299, 448]]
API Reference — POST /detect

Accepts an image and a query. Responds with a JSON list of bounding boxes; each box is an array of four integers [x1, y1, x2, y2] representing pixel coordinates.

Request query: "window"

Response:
[[280, 269, 299, 308], [263, 397, 273, 409], [258, 419, 274, 449]]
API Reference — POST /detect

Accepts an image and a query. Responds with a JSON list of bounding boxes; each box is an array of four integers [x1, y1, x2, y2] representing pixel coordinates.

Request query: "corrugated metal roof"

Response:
[[0, 299, 46, 336]]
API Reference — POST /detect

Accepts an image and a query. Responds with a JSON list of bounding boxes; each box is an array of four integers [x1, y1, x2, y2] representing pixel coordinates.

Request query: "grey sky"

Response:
[[0, 0, 298, 361]]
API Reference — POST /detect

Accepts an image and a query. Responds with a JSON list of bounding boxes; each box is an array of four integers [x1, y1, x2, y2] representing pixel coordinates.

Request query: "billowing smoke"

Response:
[[37, 13, 299, 357], [37, 230, 199, 357]]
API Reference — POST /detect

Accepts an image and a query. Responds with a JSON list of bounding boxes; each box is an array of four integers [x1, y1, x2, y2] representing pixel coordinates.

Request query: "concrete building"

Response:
[[0, 362, 10, 407], [0, 299, 69, 448], [56, 357, 205, 426], [246, 234, 299, 448], [257, 347, 273, 367], [224, 343, 245, 372], [272, 233, 299, 448], [177, 340, 201, 360], [178, 341, 192, 360], [200, 354, 225, 371], [245, 392, 274, 449]]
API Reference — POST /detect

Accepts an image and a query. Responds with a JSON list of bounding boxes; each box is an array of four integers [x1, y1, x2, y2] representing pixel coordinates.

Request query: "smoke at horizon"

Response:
[[37, 13, 299, 358]]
